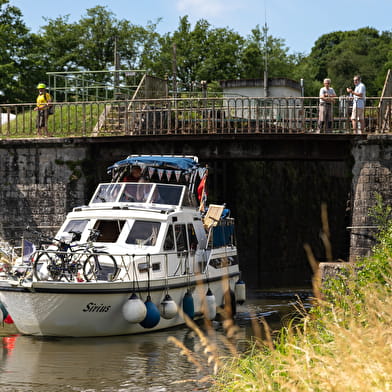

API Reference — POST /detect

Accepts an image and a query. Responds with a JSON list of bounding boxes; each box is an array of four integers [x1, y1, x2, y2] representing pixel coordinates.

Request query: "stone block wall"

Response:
[[350, 135, 392, 260], [0, 135, 390, 285], [0, 140, 87, 245]]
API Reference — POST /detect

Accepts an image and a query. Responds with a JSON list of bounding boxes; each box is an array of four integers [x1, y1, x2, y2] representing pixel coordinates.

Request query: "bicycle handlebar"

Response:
[[25, 226, 82, 246]]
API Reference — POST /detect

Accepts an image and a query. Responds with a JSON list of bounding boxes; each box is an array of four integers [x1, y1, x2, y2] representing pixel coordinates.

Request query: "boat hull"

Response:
[[0, 272, 239, 337]]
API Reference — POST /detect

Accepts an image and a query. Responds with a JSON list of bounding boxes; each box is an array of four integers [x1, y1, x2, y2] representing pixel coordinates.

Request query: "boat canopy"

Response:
[[107, 155, 199, 175]]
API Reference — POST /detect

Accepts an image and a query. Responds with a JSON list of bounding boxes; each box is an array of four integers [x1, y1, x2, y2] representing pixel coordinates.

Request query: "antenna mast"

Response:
[[263, 3, 268, 97]]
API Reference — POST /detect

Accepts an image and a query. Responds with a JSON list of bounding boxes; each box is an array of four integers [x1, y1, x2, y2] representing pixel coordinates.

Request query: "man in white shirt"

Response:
[[347, 75, 366, 134], [318, 78, 336, 133]]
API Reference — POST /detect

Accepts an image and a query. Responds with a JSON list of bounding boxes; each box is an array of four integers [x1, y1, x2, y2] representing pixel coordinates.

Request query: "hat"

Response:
[[37, 83, 46, 89]]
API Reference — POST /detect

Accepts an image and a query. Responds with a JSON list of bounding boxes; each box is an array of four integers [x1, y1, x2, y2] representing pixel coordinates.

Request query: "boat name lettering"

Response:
[[82, 302, 111, 312]]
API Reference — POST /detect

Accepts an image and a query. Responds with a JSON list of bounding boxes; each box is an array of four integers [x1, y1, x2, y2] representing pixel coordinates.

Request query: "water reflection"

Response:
[[0, 330, 206, 392], [0, 291, 311, 392]]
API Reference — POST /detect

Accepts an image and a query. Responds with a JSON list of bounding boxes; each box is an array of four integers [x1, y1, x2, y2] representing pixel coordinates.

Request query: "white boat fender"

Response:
[[205, 288, 217, 320], [36, 264, 50, 281], [182, 290, 194, 319], [159, 293, 178, 319], [122, 292, 147, 323], [140, 295, 161, 328], [235, 279, 246, 305]]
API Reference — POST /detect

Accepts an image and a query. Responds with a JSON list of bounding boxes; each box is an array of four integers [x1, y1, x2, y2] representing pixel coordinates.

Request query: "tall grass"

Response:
[[172, 200, 392, 391]]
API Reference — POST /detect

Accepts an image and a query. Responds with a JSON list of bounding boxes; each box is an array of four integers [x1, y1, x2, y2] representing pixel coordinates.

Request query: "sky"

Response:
[[9, 0, 392, 54]]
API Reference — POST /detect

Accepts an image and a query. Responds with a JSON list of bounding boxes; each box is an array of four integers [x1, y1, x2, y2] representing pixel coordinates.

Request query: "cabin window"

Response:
[[93, 220, 125, 242], [152, 263, 161, 271], [138, 262, 161, 273], [120, 183, 153, 202], [163, 225, 175, 251], [209, 256, 238, 269], [63, 220, 89, 238], [91, 184, 122, 203], [174, 224, 187, 252], [187, 223, 198, 251], [182, 188, 195, 207], [126, 221, 161, 246], [155, 185, 183, 205]]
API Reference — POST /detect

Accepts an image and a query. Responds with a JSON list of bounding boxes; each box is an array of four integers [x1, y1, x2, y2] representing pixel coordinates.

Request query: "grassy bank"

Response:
[[1, 103, 102, 138], [210, 208, 392, 391]]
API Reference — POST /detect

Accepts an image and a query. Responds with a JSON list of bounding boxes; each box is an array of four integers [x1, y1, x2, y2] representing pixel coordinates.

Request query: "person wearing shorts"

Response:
[[347, 76, 366, 134], [318, 78, 336, 133]]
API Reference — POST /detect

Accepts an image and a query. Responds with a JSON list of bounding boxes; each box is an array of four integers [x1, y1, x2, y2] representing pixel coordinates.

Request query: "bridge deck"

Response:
[[0, 96, 390, 138]]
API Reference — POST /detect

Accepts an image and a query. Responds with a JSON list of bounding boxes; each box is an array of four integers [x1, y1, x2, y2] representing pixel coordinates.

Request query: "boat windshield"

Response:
[[90, 183, 185, 207]]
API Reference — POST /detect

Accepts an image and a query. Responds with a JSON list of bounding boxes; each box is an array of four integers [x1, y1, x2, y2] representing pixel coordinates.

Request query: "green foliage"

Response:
[[0, 0, 39, 103], [241, 25, 300, 79], [1, 3, 391, 102], [302, 28, 392, 96]]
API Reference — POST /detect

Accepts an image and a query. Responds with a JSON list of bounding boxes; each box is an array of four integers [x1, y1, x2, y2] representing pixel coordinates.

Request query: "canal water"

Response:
[[0, 289, 311, 392]]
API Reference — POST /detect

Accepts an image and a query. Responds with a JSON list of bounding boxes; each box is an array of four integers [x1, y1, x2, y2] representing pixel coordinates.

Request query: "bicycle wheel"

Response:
[[33, 251, 62, 281], [83, 252, 118, 282]]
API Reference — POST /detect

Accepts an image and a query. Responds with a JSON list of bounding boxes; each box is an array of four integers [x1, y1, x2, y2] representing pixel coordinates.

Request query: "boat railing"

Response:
[[4, 245, 236, 284], [116, 251, 198, 282]]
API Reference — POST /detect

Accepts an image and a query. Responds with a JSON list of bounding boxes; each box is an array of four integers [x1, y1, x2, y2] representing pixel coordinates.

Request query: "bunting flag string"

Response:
[[148, 167, 156, 179], [166, 170, 173, 181], [157, 169, 164, 181], [130, 165, 195, 183], [174, 170, 182, 182]]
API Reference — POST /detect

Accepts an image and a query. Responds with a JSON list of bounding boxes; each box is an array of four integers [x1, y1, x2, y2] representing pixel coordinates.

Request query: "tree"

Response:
[[0, 0, 37, 103], [240, 25, 301, 80], [301, 28, 392, 96]]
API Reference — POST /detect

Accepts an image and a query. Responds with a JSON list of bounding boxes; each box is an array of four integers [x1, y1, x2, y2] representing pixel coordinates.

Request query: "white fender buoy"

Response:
[[159, 293, 178, 319], [182, 290, 194, 319], [36, 263, 50, 281], [205, 288, 217, 320], [235, 279, 246, 305], [140, 295, 161, 328], [122, 292, 147, 323]]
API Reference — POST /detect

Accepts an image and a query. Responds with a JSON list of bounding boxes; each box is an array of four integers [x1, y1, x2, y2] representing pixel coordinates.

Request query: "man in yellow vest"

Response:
[[34, 83, 52, 137]]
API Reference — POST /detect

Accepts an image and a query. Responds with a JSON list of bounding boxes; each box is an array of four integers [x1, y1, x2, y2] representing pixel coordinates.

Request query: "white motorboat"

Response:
[[0, 155, 245, 337]]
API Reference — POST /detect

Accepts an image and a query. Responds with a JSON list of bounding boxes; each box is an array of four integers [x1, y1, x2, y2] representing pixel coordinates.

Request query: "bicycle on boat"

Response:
[[29, 228, 118, 282]]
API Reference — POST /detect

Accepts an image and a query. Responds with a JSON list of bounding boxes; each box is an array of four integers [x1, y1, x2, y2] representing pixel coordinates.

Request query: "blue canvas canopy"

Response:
[[107, 155, 199, 175]]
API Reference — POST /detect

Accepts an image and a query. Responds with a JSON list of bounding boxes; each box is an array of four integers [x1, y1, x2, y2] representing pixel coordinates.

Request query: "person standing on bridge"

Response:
[[347, 75, 366, 134], [34, 83, 52, 137], [318, 78, 336, 133]]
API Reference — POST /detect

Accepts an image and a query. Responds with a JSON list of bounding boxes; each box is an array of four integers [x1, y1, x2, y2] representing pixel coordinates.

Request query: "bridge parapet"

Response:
[[0, 96, 391, 138]]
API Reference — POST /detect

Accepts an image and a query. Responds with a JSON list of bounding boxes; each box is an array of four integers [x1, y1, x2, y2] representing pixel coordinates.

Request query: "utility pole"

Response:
[[263, 21, 268, 97], [172, 43, 178, 99], [114, 36, 120, 99]]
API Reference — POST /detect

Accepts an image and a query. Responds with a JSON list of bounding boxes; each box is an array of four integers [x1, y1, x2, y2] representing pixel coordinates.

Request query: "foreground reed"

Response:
[[171, 200, 392, 391], [212, 201, 392, 391]]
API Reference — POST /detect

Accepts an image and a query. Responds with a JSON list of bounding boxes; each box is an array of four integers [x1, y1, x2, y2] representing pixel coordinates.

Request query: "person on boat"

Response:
[[34, 83, 52, 137], [122, 166, 145, 182], [317, 78, 336, 133], [121, 166, 149, 201]]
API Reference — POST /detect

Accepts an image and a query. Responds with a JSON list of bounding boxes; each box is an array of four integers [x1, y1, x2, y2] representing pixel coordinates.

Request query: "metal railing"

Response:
[[1, 96, 391, 138]]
